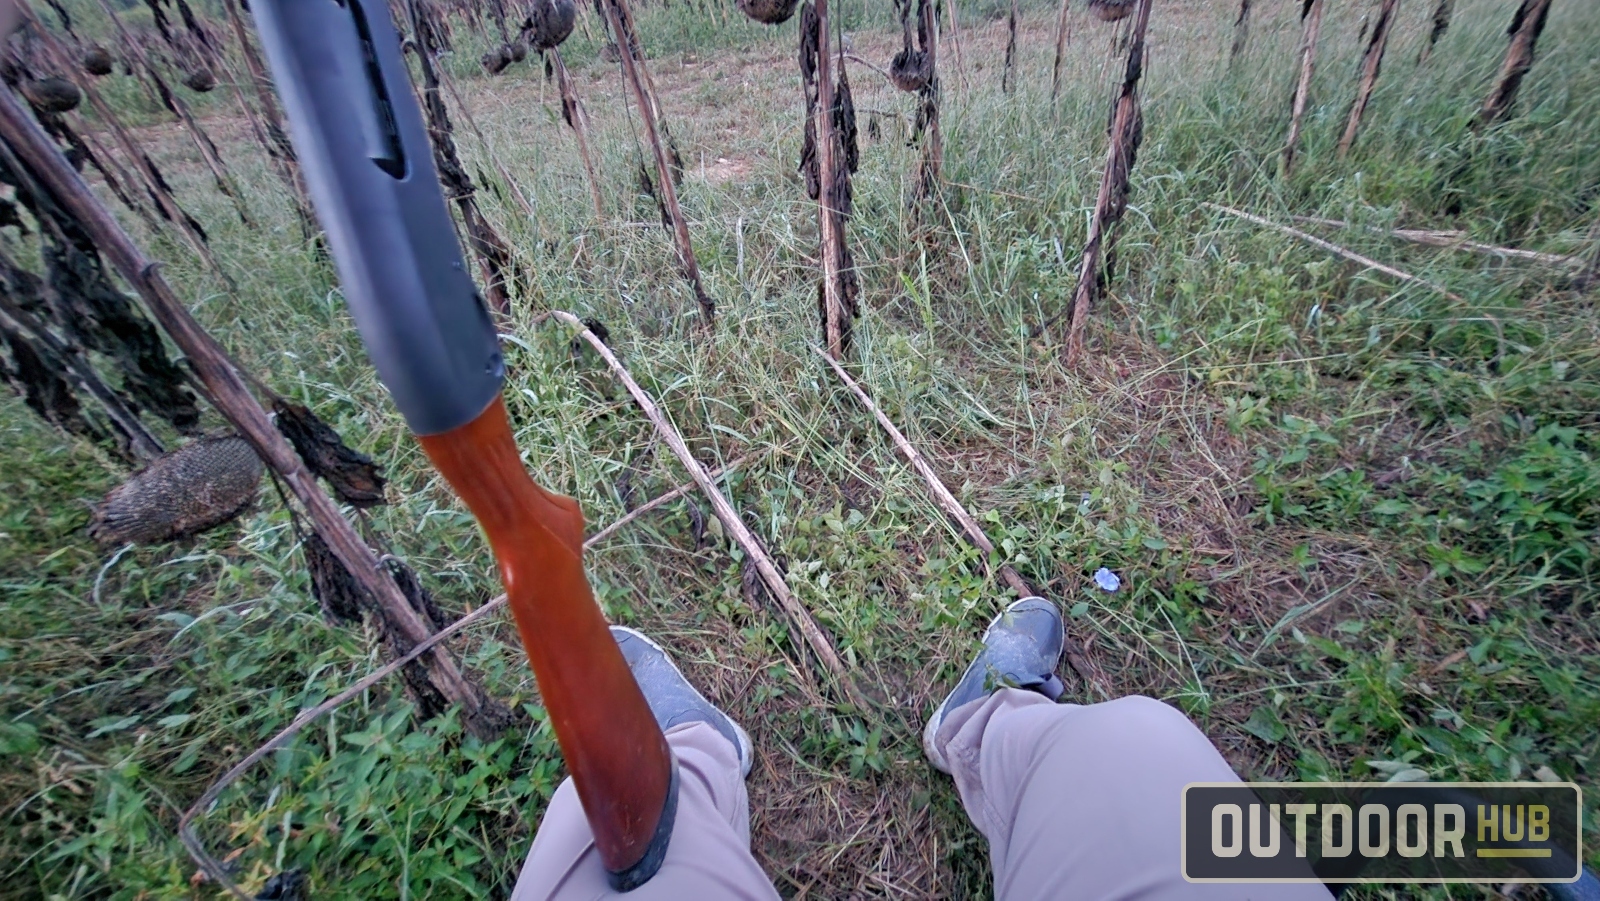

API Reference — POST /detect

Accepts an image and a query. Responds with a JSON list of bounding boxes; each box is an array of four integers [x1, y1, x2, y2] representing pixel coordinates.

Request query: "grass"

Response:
[[2, 0, 1598, 897]]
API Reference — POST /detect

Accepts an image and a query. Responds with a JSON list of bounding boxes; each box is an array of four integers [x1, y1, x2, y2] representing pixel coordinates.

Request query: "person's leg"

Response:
[[925, 599, 1333, 901], [511, 629, 780, 901]]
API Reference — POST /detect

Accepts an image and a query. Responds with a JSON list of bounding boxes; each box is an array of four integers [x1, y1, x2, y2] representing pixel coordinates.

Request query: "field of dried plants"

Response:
[[1, 0, 1597, 897]]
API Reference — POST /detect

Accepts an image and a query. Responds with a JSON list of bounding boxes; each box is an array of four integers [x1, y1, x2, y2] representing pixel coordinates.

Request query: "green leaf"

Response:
[[86, 715, 141, 739], [1242, 706, 1287, 744], [1371, 499, 1409, 515]]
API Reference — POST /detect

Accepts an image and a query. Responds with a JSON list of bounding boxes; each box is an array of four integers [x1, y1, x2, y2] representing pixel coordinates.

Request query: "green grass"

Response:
[[3, 0, 1598, 897]]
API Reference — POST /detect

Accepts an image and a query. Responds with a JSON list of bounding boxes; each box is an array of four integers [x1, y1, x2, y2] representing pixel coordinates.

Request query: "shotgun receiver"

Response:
[[247, 0, 676, 888]]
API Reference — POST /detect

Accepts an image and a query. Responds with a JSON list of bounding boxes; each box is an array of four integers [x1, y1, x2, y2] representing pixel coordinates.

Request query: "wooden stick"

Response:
[[0, 79, 504, 745], [1207, 203, 1466, 302], [816, 348, 1105, 694], [551, 48, 606, 221], [1288, 215, 1582, 267], [1337, 0, 1398, 158], [553, 310, 857, 700], [1474, 0, 1553, 128], [1282, 0, 1324, 177], [598, 0, 715, 329]]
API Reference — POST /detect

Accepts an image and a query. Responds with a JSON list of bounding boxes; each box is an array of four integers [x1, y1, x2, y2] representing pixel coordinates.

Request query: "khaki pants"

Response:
[[511, 691, 1334, 900]]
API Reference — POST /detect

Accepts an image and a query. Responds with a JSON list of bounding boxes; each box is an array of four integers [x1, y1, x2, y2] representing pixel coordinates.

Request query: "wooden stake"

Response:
[[0, 80, 508, 743], [805, 0, 849, 358], [1474, 0, 1553, 128], [1283, 0, 1324, 177], [599, 0, 715, 329], [1337, 0, 1399, 158]]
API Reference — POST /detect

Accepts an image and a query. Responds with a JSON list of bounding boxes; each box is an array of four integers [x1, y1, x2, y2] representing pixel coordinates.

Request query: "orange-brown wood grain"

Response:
[[419, 396, 671, 875]]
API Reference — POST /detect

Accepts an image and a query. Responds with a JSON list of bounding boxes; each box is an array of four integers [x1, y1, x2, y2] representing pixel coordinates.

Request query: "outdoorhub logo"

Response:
[[1182, 783, 1583, 884]]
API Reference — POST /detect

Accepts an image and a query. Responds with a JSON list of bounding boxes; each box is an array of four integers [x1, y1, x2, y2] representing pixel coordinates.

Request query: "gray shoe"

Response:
[[922, 597, 1066, 773], [611, 626, 754, 777]]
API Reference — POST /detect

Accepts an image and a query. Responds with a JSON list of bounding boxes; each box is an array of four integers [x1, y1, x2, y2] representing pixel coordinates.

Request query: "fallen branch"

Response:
[[177, 453, 754, 898], [816, 348, 1106, 696], [1206, 203, 1465, 302], [1289, 214, 1582, 267], [553, 311, 857, 702]]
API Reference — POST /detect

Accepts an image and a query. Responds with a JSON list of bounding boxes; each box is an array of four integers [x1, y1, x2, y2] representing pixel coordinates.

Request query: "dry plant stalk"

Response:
[[912, 0, 941, 204], [1050, 0, 1073, 101], [554, 311, 856, 700], [1289, 214, 1582, 267], [1282, 0, 1324, 177], [1002, 0, 1018, 93], [1055, 0, 1151, 361], [1229, 0, 1252, 64], [816, 349, 1105, 695], [1337, 0, 1399, 158], [220, 0, 316, 233], [0, 81, 510, 742], [1207, 203, 1466, 302], [93, 0, 252, 226], [17, 7, 224, 277], [1418, 0, 1453, 63], [597, 0, 715, 329], [1474, 0, 1553, 128], [550, 48, 605, 219], [800, 0, 858, 358], [405, 0, 519, 314]]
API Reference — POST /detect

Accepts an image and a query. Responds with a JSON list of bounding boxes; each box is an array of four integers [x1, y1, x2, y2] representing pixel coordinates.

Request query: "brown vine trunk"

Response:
[[1474, 0, 1553, 128], [1283, 0, 1324, 177], [1337, 0, 1399, 158]]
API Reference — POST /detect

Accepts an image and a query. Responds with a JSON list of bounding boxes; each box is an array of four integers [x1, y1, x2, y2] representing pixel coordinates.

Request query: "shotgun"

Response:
[[246, 0, 676, 888]]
